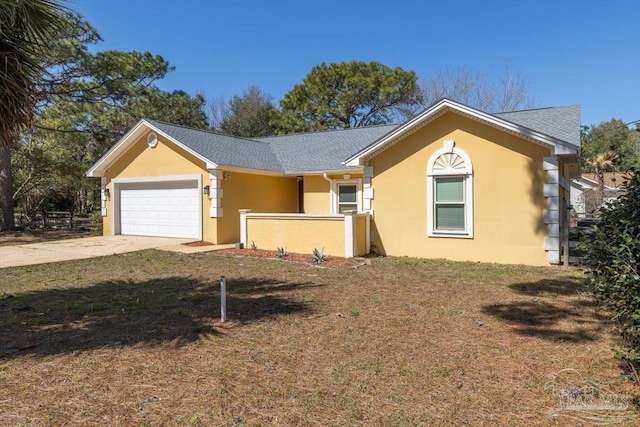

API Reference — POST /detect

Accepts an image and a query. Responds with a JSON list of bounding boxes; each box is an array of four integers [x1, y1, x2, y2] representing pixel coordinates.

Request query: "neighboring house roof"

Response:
[[87, 98, 580, 177], [578, 171, 628, 189]]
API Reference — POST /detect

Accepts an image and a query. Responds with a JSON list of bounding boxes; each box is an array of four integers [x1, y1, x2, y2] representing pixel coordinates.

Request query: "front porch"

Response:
[[239, 210, 370, 258]]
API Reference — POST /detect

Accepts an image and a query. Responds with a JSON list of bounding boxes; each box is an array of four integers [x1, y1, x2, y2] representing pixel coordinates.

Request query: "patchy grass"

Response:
[[0, 251, 636, 426]]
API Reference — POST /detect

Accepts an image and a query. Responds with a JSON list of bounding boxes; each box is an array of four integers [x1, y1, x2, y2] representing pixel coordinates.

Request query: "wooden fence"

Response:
[[14, 210, 96, 231]]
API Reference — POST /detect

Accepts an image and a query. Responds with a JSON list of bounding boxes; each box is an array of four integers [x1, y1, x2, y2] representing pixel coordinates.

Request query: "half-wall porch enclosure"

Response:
[[239, 210, 370, 258]]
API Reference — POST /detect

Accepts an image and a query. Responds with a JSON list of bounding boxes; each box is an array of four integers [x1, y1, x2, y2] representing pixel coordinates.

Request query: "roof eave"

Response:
[[215, 164, 286, 176], [86, 119, 148, 177], [283, 167, 364, 176]]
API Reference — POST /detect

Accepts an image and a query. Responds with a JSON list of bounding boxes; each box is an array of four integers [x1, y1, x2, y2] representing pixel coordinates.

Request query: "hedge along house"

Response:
[[87, 99, 581, 265]]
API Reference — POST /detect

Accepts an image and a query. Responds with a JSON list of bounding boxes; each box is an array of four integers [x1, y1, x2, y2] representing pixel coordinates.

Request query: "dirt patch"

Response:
[[0, 229, 96, 247], [212, 248, 368, 268], [182, 240, 215, 247]]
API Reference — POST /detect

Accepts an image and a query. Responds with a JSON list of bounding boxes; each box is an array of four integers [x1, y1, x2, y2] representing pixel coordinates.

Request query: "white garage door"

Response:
[[119, 180, 200, 239]]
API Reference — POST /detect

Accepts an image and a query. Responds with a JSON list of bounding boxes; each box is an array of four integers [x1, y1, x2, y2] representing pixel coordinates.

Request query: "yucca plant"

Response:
[[276, 247, 287, 258], [312, 247, 326, 264]]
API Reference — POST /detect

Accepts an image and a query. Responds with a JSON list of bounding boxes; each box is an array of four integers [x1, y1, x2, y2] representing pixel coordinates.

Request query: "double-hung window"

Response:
[[337, 184, 358, 213], [331, 179, 361, 214], [434, 176, 466, 230], [427, 141, 473, 238]]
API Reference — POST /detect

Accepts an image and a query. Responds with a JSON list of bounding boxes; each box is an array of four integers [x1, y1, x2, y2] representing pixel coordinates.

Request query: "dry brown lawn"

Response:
[[0, 250, 637, 426]]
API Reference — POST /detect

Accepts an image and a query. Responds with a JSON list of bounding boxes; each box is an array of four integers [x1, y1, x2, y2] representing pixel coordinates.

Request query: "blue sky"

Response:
[[71, 0, 640, 128]]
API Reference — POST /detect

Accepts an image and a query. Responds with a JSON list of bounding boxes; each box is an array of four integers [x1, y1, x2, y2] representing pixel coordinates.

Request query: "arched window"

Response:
[[427, 140, 473, 238]]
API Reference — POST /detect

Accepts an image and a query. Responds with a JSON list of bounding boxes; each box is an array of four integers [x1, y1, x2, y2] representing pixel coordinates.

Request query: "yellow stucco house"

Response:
[[87, 99, 580, 266]]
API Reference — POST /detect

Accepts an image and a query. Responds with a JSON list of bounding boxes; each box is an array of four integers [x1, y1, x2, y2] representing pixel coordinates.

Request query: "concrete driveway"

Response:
[[0, 235, 194, 268]]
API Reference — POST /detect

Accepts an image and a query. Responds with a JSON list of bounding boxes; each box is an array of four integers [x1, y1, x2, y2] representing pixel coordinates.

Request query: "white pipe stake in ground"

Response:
[[220, 276, 227, 323]]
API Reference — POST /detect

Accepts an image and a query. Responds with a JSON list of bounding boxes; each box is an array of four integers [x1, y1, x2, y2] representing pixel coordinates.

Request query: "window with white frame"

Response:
[[331, 179, 362, 214], [427, 141, 473, 238], [337, 184, 358, 213]]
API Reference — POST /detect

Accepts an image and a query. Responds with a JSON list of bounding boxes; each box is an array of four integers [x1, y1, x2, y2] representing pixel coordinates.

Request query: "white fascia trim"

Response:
[[86, 120, 218, 177], [245, 213, 345, 219], [206, 167, 364, 177], [344, 99, 578, 166], [112, 174, 201, 184], [283, 168, 364, 176], [216, 164, 287, 177], [87, 119, 147, 177]]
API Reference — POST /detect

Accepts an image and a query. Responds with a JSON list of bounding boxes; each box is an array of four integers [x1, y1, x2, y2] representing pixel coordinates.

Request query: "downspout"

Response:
[[323, 173, 333, 214]]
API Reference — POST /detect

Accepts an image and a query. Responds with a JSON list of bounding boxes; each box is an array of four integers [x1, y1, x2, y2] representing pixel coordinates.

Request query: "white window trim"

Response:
[[330, 179, 362, 214], [427, 141, 473, 238]]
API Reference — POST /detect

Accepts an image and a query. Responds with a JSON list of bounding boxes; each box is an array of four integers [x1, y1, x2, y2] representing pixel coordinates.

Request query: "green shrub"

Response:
[[581, 169, 640, 373]]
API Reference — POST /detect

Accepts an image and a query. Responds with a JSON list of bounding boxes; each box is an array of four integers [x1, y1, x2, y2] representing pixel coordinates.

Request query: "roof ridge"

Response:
[[494, 105, 580, 115], [257, 123, 399, 140], [145, 119, 268, 144]]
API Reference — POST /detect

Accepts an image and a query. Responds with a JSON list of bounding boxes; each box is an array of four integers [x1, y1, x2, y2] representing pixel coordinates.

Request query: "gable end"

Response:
[[344, 99, 579, 166]]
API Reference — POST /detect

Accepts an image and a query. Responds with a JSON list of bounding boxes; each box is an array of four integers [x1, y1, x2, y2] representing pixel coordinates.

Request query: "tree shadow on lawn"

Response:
[[0, 276, 315, 358], [482, 277, 610, 343], [508, 277, 590, 297]]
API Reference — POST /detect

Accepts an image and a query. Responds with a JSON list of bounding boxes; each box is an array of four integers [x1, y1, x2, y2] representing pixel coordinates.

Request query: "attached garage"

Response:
[[114, 178, 202, 239]]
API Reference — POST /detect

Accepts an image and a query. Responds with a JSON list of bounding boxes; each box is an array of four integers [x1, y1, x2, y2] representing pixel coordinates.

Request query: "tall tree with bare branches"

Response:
[[420, 65, 535, 112], [0, 0, 69, 230]]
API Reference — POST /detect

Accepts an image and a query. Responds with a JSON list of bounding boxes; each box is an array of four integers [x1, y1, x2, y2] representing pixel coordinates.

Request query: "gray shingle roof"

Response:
[[144, 103, 579, 174], [494, 105, 581, 146], [256, 125, 398, 173], [147, 120, 284, 172]]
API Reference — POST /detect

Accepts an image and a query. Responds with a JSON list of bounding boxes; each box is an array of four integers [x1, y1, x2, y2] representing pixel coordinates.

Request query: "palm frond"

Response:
[[0, 0, 69, 143]]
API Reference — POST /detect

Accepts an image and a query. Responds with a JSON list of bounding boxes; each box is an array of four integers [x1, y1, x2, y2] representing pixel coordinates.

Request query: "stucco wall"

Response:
[[219, 172, 298, 243], [246, 215, 346, 256], [368, 112, 552, 266], [101, 129, 216, 240], [302, 174, 363, 214], [302, 176, 331, 214]]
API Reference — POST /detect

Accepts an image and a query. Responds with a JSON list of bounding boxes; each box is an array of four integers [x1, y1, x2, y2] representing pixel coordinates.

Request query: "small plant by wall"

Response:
[[276, 247, 288, 258], [312, 247, 326, 264]]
